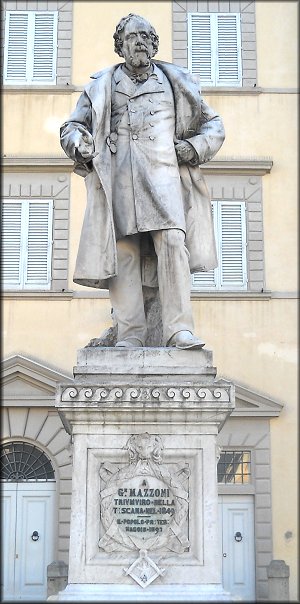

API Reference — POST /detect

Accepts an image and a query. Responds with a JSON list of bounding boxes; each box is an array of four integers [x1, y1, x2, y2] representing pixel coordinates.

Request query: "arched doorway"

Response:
[[1, 441, 56, 601]]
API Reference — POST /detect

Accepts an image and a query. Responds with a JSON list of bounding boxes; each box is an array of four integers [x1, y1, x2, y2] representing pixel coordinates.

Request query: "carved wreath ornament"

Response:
[[98, 433, 190, 555]]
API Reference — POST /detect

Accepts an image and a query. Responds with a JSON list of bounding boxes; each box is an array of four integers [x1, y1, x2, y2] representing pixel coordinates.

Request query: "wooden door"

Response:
[[219, 494, 256, 601], [2, 483, 55, 601]]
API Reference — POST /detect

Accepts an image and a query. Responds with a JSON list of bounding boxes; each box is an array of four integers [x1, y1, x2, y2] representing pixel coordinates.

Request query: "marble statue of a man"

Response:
[[60, 13, 225, 349]]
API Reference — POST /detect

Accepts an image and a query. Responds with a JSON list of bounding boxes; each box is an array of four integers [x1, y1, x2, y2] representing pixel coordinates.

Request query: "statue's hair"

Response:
[[113, 13, 159, 58]]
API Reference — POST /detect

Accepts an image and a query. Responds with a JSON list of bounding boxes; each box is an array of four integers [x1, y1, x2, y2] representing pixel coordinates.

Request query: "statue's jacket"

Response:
[[60, 61, 225, 289]]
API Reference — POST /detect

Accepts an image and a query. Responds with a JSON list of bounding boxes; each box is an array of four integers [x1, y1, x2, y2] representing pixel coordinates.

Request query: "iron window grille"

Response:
[[0, 441, 55, 481], [217, 450, 251, 484]]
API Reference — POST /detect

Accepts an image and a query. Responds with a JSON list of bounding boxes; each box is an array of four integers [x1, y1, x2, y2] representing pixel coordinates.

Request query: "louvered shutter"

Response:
[[191, 201, 247, 291], [4, 11, 57, 84], [216, 14, 241, 86], [4, 12, 28, 82], [32, 12, 57, 82], [219, 202, 247, 289], [188, 13, 241, 87], [2, 202, 23, 285], [2, 200, 53, 289], [188, 14, 214, 86], [25, 201, 53, 286]]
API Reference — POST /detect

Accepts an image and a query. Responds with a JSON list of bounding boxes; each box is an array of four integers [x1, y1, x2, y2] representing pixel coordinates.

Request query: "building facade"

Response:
[[1, 1, 298, 601]]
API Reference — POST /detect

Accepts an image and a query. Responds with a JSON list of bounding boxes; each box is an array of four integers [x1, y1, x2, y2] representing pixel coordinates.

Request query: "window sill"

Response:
[[3, 85, 297, 96], [218, 484, 255, 495], [5, 291, 296, 301], [3, 84, 76, 94], [201, 86, 298, 95], [202, 86, 261, 95], [191, 291, 272, 300], [3, 290, 74, 300], [2, 155, 74, 172], [3, 290, 273, 301]]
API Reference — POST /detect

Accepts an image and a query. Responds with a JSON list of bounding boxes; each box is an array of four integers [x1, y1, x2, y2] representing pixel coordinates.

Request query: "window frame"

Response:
[[217, 449, 252, 485], [3, 170, 71, 294], [192, 200, 248, 292], [2, 198, 53, 291], [2, 1, 73, 88], [3, 10, 58, 85], [187, 12, 242, 87], [0, 441, 55, 482], [172, 0, 257, 89]]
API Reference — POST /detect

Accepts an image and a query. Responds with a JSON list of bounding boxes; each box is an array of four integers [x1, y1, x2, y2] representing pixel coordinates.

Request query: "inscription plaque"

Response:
[[98, 433, 190, 554], [114, 478, 176, 538]]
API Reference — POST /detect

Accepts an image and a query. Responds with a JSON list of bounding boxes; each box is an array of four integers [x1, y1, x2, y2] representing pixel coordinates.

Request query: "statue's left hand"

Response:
[[175, 140, 196, 164]]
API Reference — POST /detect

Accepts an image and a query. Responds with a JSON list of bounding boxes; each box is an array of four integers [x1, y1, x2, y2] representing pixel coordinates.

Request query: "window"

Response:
[[188, 13, 242, 86], [1, 441, 55, 481], [3, 10, 58, 85], [172, 1, 257, 88], [4, 10, 57, 85], [217, 450, 251, 484], [2, 199, 53, 289], [3, 171, 71, 292], [2, 1, 73, 86], [192, 201, 247, 291]]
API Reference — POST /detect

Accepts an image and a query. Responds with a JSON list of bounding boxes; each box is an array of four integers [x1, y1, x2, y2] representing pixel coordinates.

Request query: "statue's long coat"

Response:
[[60, 60, 225, 289]]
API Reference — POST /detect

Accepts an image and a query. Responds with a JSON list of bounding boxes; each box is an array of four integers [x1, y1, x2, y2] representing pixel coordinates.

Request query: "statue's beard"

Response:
[[129, 49, 151, 69]]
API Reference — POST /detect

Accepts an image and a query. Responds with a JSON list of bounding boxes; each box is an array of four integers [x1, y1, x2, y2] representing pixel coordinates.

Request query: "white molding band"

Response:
[[2, 155, 273, 175]]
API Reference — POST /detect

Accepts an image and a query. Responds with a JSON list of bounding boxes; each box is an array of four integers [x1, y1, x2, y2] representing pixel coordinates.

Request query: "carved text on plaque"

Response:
[[98, 433, 190, 554]]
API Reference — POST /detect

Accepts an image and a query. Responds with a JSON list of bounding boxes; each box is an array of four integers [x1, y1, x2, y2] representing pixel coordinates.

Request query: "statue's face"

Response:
[[120, 17, 155, 69]]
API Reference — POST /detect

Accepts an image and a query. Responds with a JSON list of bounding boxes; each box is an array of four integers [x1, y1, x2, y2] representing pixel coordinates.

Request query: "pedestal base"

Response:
[[55, 348, 236, 601], [49, 583, 239, 602]]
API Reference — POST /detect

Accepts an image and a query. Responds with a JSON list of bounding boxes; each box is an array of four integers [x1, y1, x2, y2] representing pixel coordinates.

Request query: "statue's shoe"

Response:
[[115, 338, 143, 348], [168, 330, 205, 350]]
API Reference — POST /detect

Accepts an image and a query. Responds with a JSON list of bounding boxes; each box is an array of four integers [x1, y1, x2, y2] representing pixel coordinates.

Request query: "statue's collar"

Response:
[[113, 63, 163, 86]]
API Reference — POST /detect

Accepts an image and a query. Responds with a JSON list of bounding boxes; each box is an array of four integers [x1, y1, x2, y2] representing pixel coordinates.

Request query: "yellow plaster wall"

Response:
[[207, 93, 297, 161], [72, 2, 172, 85], [256, 2, 298, 88], [3, 297, 296, 403], [270, 413, 298, 599], [3, 93, 75, 156], [2, 298, 112, 373]]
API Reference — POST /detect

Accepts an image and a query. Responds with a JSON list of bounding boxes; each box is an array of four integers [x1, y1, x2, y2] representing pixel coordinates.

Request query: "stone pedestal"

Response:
[[52, 347, 235, 601], [267, 560, 290, 601]]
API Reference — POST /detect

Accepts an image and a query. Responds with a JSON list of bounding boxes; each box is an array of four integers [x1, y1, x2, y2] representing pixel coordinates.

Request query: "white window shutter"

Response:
[[191, 269, 216, 289], [3, 11, 57, 84], [188, 14, 214, 86], [188, 12, 242, 87], [2, 202, 23, 285], [191, 201, 247, 291], [2, 200, 53, 289], [219, 202, 247, 289], [32, 12, 57, 83], [216, 14, 242, 86], [4, 12, 29, 82], [25, 201, 53, 286]]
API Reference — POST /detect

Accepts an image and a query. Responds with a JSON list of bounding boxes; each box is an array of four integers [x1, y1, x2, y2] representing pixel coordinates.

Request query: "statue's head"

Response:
[[113, 14, 159, 68]]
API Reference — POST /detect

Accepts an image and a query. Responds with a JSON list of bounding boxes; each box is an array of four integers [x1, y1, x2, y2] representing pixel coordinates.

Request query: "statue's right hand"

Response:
[[73, 125, 95, 161]]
